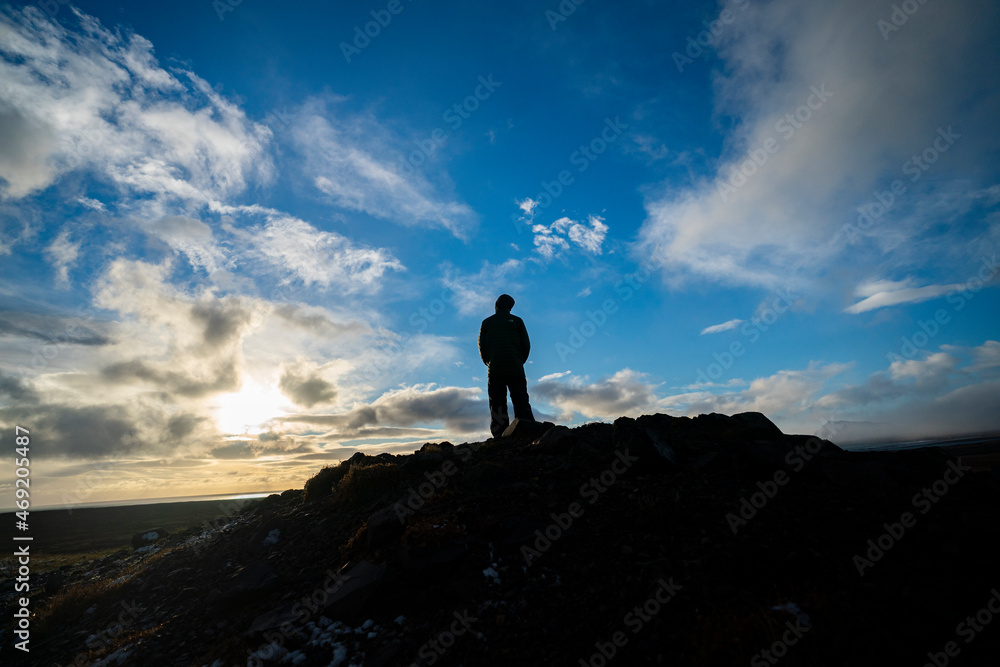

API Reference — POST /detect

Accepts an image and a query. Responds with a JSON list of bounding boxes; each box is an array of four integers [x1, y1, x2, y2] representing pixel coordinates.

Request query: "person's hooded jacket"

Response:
[[478, 298, 530, 377]]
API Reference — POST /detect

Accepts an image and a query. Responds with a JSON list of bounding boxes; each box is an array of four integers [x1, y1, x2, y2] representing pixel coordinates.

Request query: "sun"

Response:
[[214, 379, 288, 435]]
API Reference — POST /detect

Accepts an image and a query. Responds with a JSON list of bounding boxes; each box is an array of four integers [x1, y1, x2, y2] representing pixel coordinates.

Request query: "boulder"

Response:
[[223, 561, 279, 601], [613, 417, 676, 470], [502, 418, 554, 439], [531, 425, 574, 453], [367, 505, 405, 549]]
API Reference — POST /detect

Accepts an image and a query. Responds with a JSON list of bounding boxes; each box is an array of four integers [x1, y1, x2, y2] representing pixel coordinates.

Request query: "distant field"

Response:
[[0, 497, 262, 555]]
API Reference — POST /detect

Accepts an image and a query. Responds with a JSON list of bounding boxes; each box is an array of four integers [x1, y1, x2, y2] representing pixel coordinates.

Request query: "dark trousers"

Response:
[[488, 374, 535, 438]]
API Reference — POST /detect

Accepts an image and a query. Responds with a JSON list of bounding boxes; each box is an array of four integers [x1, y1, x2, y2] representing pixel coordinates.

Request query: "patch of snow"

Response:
[[263, 528, 281, 546], [327, 644, 348, 667], [483, 566, 500, 585], [394, 615, 406, 625]]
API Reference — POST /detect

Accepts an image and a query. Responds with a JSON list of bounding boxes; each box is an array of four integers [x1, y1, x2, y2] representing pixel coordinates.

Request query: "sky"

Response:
[[1, 0, 998, 508]]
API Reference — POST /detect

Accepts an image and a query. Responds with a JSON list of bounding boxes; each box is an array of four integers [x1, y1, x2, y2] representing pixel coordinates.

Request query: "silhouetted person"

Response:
[[479, 294, 535, 438]]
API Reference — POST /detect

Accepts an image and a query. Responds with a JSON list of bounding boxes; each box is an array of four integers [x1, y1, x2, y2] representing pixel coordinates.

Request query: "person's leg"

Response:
[[487, 375, 510, 438], [508, 374, 535, 422]]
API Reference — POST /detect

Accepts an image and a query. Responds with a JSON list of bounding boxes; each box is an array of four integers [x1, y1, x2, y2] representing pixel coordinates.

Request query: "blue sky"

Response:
[[1, 0, 998, 507]]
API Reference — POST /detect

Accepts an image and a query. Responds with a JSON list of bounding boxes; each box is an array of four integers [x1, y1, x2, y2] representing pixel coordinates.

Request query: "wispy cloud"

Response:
[[844, 278, 964, 313], [636, 0, 1000, 289], [292, 99, 477, 238], [440, 259, 523, 316], [700, 318, 744, 335], [0, 5, 272, 208], [240, 213, 404, 292]]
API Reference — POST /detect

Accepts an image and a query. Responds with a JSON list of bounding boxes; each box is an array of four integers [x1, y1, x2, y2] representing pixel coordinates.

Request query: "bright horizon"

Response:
[[2, 0, 999, 509]]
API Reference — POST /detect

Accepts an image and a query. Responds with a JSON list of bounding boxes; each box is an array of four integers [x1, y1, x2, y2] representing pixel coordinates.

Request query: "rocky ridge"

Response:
[[11, 412, 1000, 666]]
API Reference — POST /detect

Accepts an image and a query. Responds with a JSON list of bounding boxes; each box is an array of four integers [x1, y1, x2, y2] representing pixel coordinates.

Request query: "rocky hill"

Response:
[[8, 412, 1000, 666]]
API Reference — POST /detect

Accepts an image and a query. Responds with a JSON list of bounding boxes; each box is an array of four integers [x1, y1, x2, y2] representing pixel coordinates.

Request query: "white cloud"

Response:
[[0, 6, 272, 208], [533, 369, 660, 421], [844, 278, 964, 313], [148, 215, 226, 274], [814, 341, 1000, 441], [700, 318, 744, 335], [279, 383, 485, 438], [45, 226, 81, 287], [517, 198, 538, 217], [292, 99, 477, 238], [242, 213, 404, 292], [636, 0, 1000, 289], [532, 215, 609, 259], [440, 259, 523, 317], [665, 363, 852, 432]]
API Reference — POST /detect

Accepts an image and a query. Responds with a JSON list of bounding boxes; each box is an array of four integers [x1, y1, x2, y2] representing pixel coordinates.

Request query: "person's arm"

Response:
[[519, 318, 530, 363], [478, 319, 490, 366]]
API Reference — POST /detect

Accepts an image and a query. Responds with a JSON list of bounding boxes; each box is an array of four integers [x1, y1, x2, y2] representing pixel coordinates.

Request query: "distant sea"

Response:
[[844, 432, 1000, 452], [30, 490, 284, 512]]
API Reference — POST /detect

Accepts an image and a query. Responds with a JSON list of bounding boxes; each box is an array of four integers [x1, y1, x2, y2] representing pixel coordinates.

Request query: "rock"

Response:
[[502, 418, 554, 439], [324, 560, 390, 617], [400, 537, 469, 577], [131, 528, 169, 549], [223, 561, 278, 600], [822, 459, 898, 494], [367, 505, 405, 549], [693, 411, 784, 441], [462, 461, 516, 489], [531, 425, 574, 453], [613, 417, 676, 470]]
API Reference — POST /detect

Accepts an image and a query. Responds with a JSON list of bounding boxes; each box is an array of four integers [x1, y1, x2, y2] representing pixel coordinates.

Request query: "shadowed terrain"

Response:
[[3, 412, 999, 666]]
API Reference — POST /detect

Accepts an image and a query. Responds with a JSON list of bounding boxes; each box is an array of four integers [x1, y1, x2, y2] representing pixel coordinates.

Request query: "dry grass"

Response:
[[334, 463, 406, 508], [33, 547, 172, 636], [303, 464, 350, 502]]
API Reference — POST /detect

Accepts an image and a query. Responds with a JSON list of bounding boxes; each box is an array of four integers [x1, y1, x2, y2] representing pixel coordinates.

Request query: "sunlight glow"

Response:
[[214, 379, 288, 435]]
